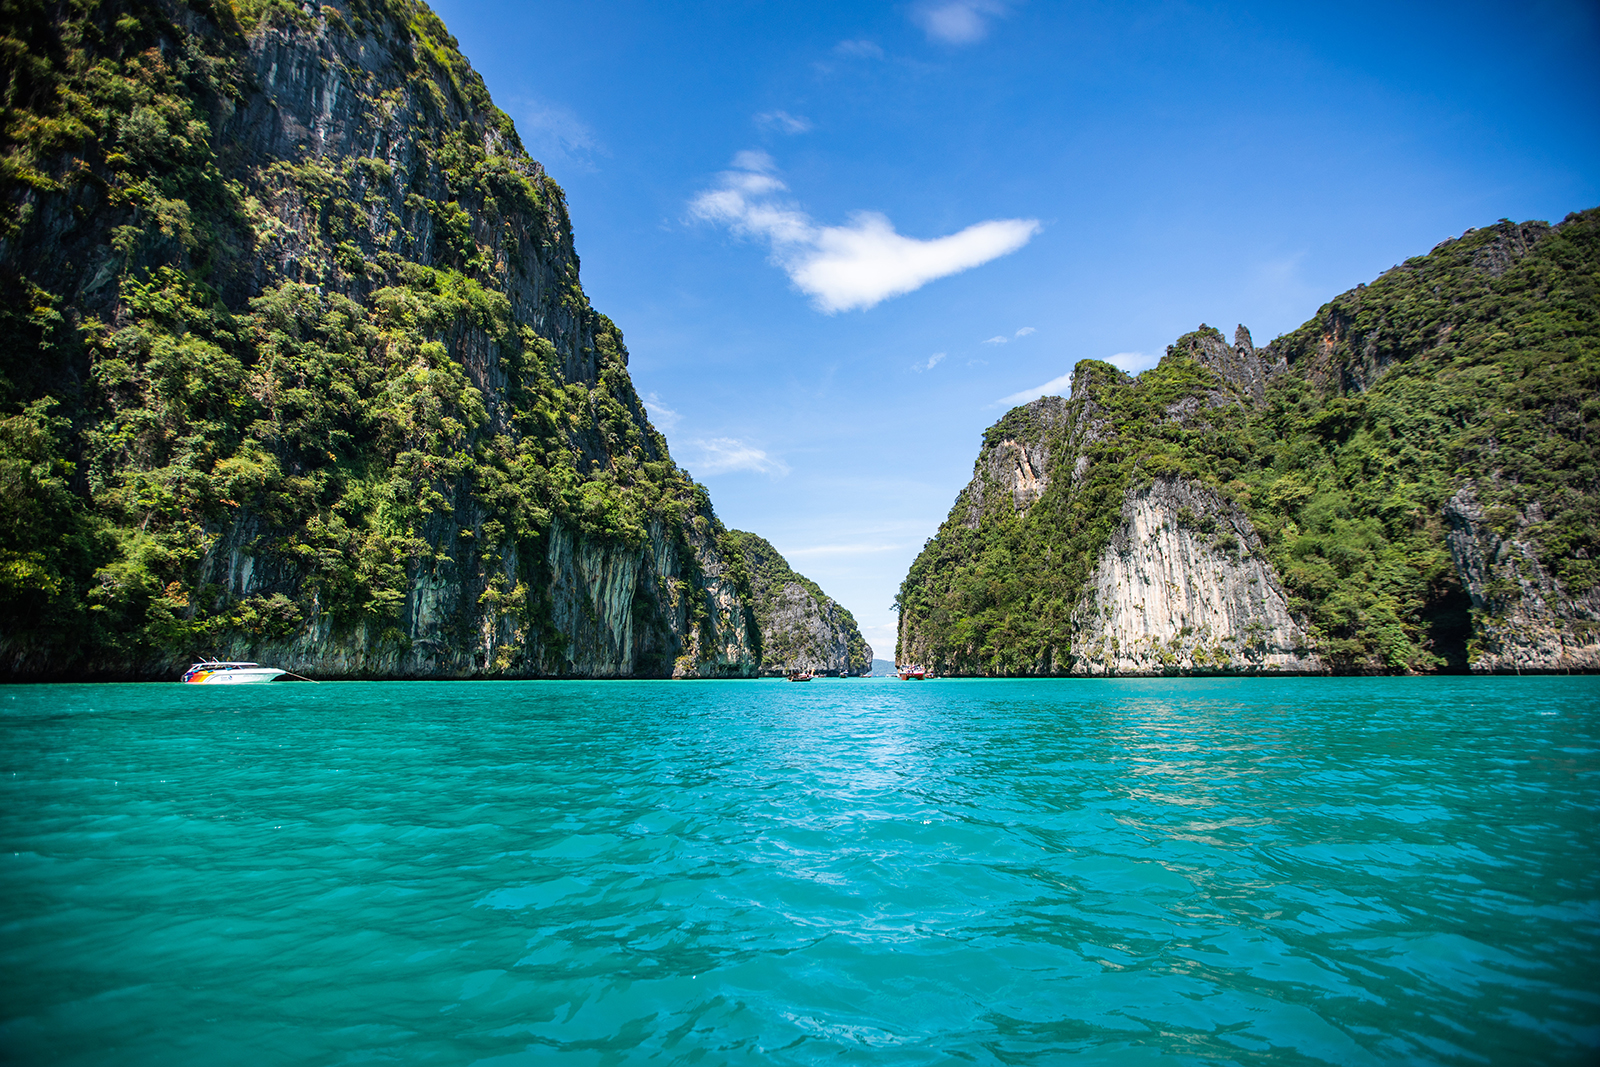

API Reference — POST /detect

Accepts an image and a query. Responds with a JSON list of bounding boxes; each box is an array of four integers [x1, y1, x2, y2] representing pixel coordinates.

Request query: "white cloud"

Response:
[[992, 351, 1156, 406], [982, 335, 1008, 345], [863, 621, 899, 660], [911, 0, 1009, 45], [1109, 351, 1156, 373], [730, 148, 777, 174], [995, 370, 1074, 407], [643, 392, 680, 431], [690, 154, 1040, 313], [794, 214, 1040, 312], [684, 437, 789, 477], [913, 352, 947, 372], [755, 110, 813, 135], [834, 39, 884, 58], [1015, 326, 1036, 337]]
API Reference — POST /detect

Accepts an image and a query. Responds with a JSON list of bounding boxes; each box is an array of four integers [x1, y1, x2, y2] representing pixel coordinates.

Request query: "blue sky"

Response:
[[429, 0, 1600, 661]]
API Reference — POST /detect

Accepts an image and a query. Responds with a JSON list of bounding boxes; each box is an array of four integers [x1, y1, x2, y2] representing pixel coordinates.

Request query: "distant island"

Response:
[[897, 214, 1599, 675]]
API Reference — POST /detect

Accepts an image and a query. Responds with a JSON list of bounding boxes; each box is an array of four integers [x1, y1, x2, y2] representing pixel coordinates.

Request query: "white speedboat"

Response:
[[182, 661, 295, 684]]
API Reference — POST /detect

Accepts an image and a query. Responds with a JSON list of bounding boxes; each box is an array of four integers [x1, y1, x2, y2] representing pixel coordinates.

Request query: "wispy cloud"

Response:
[[993, 351, 1154, 406], [755, 110, 813, 135], [684, 437, 789, 477], [732, 149, 778, 173], [995, 370, 1074, 407], [833, 39, 884, 58], [690, 154, 1040, 313], [512, 97, 603, 166], [1109, 351, 1155, 373], [914, 352, 947, 372], [643, 392, 680, 431], [1015, 326, 1036, 337], [982, 335, 1008, 345], [910, 0, 1009, 45]]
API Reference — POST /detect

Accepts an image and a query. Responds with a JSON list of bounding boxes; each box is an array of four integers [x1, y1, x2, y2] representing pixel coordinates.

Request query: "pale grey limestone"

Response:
[[1067, 479, 1322, 675]]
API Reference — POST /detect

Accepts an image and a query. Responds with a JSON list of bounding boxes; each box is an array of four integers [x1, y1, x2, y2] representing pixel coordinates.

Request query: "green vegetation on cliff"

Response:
[[725, 530, 871, 674], [897, 212, 1600, 674], [0, 0, 741, 676]]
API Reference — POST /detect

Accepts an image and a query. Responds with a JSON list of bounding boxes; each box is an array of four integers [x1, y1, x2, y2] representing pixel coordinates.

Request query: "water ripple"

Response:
[[1, 677, 1597, 1064]]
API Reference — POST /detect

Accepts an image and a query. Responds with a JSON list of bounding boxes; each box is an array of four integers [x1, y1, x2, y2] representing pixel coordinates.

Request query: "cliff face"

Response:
[[1444, 488, 1600, 672], [953, 397, 1071, 527], [726, 531, 872, 676], [897, 211, 1599, 675], [1066, 479, 1320, 675], [0, 0, 757, 678]]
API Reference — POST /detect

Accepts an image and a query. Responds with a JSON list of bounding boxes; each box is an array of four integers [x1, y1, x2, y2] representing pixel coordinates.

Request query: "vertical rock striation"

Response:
[[1068, 479, 1320, 675], [1444, 488, 1600, 671], [726, 531, 871, 676]]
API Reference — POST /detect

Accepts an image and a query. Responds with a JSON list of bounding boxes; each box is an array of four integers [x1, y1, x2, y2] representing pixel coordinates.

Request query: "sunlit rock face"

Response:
[[1067, 479, 1322, 676], [954, 398, 1072, 529]]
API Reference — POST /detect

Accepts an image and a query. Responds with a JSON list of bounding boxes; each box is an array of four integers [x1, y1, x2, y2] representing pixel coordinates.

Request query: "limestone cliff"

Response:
[[898, 211, 1598, 675], [726, 531, 871, 676], [1444, 487, 1600, 671], [1066, 479, 1321, 675], [0, 0, 757, 678]]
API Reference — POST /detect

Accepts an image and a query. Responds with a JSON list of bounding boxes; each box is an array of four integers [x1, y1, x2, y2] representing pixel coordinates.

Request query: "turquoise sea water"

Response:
[[2, 677, 1597, 1065]]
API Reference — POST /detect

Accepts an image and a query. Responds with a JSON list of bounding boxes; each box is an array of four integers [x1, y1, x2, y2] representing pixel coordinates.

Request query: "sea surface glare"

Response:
[[1, 677, 1597, 1065]]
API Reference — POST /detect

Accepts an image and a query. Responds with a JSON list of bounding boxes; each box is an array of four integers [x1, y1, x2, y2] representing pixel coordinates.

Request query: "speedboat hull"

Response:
[[182, 662, 290, 684]]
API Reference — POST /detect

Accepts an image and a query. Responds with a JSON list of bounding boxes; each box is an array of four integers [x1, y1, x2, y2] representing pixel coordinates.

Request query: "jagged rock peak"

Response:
[[1165, 323, 1284, 403]]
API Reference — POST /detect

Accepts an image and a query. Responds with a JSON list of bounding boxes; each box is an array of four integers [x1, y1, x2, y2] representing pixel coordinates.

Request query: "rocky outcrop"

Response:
[[1444, 487, 1600, 672], [955, 397, 1072, 526], [727, 531, 871, 676], [1067, 479, 1321, 675], [1167, 324, 1288, 405], [0, 1, 759, 678], [897, 211, 1599, 675]]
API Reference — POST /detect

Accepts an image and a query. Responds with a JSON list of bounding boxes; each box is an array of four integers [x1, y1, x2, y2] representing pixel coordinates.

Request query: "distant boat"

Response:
[[182, 661, 310, 684], [897, 664, 927, 680], [787, 670, 815, 682]]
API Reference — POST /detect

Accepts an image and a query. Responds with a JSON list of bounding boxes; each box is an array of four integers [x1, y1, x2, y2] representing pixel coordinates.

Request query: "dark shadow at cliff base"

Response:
[[1425, 583, 1475, 672]]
